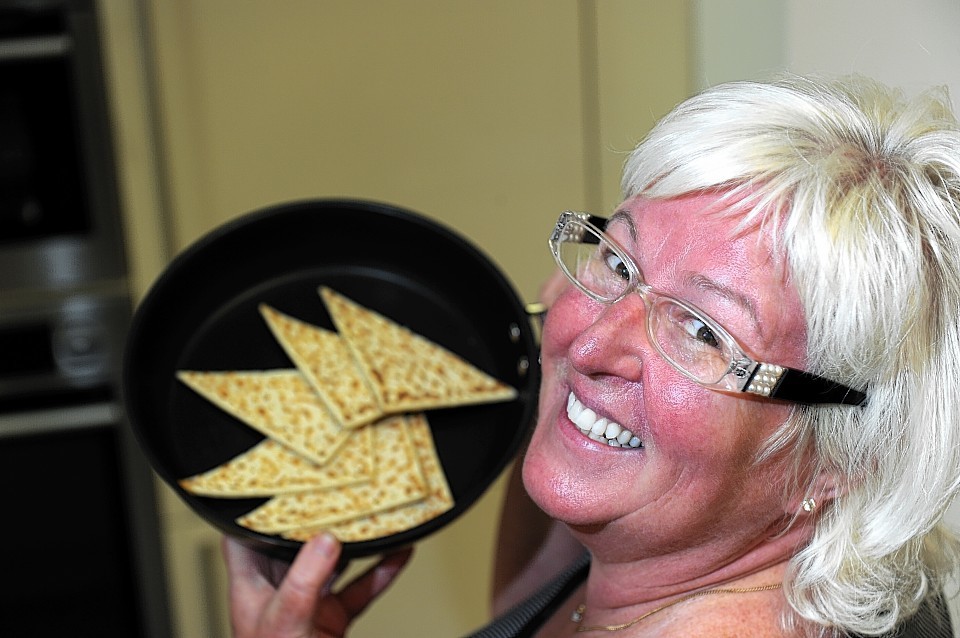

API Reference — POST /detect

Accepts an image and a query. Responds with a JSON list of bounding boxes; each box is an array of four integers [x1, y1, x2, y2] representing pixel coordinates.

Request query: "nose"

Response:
[[568, 292, 651, 382]]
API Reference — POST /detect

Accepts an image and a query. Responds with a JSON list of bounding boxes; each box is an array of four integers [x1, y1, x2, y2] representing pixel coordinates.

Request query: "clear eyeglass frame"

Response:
[[547, 210, 867, 407]]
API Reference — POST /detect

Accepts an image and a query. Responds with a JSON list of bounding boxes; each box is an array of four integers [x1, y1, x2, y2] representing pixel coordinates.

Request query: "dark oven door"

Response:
[[0, 293, 172, 638], [0, 403, 160, 637], [0, 401, 169, 638]]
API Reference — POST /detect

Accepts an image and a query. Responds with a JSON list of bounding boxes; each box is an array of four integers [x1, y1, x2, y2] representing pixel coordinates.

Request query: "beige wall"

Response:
[[98, 2, 691, 636]]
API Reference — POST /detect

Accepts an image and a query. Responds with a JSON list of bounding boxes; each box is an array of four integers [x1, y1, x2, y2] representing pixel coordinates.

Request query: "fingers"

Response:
[[262, 532, 343, 634], [223, 534, 414, 638], [335, 546, 414, 619], [222, 535, 264, 585], [222, 536, 281, 635]]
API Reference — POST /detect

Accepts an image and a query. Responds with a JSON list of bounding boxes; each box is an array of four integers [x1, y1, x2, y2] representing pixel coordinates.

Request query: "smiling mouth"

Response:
[[566, 392, 643, 448]]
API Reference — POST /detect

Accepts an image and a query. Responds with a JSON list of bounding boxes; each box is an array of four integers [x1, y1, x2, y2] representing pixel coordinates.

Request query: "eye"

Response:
[[679, 315, 720, 349], [600, 246, 630, 281]]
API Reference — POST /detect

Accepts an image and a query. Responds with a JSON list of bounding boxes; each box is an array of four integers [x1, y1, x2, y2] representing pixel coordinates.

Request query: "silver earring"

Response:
[[801, 498, 817, 513]]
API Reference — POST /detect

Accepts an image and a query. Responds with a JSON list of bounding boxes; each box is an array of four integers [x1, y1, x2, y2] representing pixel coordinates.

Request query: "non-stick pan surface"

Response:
[[123, 199, 540, 560]]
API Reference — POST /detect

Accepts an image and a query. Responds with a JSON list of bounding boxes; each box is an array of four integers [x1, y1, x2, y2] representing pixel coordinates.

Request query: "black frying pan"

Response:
[[122, 199, 540, 560]]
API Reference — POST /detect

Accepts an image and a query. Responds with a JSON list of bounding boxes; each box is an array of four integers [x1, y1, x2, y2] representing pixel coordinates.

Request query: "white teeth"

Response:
[[590, 418, 607, 437], [604, 421, 621, 440], [575, 408, 597, 431], [565, 392, 642, 449]]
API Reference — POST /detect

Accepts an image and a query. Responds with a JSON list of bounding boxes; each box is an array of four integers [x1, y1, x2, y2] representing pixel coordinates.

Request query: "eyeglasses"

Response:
[[548, 211, 866, 406]]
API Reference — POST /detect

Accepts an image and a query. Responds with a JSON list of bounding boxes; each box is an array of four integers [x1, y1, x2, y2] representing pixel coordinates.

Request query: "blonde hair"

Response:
[[622, 75, 960, 636]]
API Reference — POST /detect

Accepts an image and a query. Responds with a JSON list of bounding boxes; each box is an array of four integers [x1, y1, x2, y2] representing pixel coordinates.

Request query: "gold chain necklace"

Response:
[[571, 583, 782, 633]]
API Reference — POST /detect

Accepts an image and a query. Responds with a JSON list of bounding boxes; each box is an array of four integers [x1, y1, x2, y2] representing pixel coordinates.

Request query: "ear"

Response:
[[784, 469, 845, 516]]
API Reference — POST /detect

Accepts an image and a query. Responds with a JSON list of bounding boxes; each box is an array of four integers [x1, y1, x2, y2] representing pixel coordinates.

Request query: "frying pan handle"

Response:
[[524, 302, 547, 329], [524, 303, 547, 351]]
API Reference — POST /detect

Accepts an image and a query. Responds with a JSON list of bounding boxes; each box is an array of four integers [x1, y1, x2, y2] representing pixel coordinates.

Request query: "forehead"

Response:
[[616, 193, 785, 283]]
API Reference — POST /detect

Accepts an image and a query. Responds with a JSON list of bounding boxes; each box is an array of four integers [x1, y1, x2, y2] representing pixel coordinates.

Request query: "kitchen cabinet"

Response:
[[97, 2, 691, 636]]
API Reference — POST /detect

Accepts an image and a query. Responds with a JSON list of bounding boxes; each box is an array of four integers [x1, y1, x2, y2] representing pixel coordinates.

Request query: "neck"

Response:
[[571, 516, 809, 617]]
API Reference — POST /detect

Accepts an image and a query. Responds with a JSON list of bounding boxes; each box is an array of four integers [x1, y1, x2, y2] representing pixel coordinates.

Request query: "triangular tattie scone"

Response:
[[178, 425, 374, 497], [176, 370, 349, 466], [318, 287, 518, 413], [281, 413, 454, 543], [258, 304, 383, 429], [235, 415, 428, 534]]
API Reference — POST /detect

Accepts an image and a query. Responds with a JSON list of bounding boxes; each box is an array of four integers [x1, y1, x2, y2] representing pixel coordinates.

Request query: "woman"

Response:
[[224, 75, 960, 637]]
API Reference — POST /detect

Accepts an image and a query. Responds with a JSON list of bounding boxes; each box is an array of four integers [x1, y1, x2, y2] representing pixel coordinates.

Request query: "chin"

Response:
[[521, 431, 612, 527]]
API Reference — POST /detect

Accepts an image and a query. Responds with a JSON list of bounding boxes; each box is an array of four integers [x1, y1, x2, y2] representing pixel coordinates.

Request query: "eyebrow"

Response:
[[687, 273, 763, 338], [607, 209, 637, 241]]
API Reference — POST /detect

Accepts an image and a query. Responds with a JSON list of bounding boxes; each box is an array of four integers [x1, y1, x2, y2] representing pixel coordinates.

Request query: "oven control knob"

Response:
[[52, 320, 109, 382]]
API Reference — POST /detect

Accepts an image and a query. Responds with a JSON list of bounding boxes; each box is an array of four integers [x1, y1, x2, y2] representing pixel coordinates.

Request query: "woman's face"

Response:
[[523, 193, 810, 563]]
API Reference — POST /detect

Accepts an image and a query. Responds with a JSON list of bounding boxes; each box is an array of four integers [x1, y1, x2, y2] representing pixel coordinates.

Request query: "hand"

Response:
[[223, 532, 413, 638]]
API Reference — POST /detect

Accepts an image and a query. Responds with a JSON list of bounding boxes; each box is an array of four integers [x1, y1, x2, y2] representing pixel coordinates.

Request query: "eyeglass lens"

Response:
[[554, 225, 630, 302]]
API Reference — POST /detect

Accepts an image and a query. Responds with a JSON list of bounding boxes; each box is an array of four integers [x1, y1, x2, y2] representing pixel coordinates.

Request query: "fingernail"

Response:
[[312, 532, 337, 558]]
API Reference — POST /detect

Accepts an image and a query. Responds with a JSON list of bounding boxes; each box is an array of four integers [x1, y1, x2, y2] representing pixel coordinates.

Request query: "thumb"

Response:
[[262, 532, 342, 635]]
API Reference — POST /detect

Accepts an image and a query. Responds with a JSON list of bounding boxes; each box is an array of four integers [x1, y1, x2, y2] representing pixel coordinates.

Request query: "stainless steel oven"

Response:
[[0, 1, 172, 636]]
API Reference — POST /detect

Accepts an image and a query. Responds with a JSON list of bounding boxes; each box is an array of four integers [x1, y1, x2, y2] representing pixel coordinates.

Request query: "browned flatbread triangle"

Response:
[[259, 304, 383, 428], [235, 415, 428, 534], [179, 425, 374, 497], [318, 287, 517, 413], [281, 413, 454, 542], [176, 370, 348, 466]]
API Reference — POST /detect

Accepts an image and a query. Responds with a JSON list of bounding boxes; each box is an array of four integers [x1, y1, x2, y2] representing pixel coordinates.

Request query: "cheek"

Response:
[[644, 375, 718, 458], [648, 369, 702, 412], [540, 289, 592, 361], [643, 374, 767, 461], [639, 345, 713, 425]]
